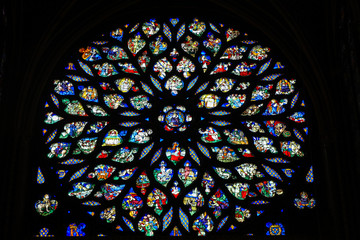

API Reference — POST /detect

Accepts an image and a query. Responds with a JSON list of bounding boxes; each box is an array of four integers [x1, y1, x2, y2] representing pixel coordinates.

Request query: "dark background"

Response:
[[1, 0, 359, 239]]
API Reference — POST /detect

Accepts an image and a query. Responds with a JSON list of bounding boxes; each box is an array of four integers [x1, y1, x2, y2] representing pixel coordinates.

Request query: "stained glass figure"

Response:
[[122, 188, 143, 217], [171, 181, 180, 198], [199, 127, 222, 143], [166, 142, 186, 164], [35, 194, 58, 216], [153, 161, 173, 186], [158, 106, 192, 131], [154, 57, 172, 79], [183, 188, 204, 215], [288, 111, 305, 123], [251, 84, 273, 101], [99, 183, 125, 201], [211, 62, 231, 75], [138, 214, 159, 236], [130, 95, 151, 110], [104, 94, 126, 109], [128, 33, 145, 56], [87, 105, 108, 116], [208, 189, 229, 218], [142, 19, 160, 37], [112, 147, 138, 163], [54, 80, 75, 95], [198, 51, 211, 72], [201, 172, 215, 194], [100, 206, 116, 223], [294, 192, 316, 209], [256, 180, 282, 198], [198, 94, 220, 108], [136, 171, 150, 195], [60, 121, 87, 139], [88, 164, 116, 181], [177, 57, 195, 78], [249, 45, 270, 61], [264, 120, 290, 137], [47, 142, 71, 158], [224, 129, 248, 145], [276, 79, 295, 95], [94, 63, 118, 77], [189, 18, 206, 36], [102, 129, 123, 146], [44, 112, 63, 124], [235, 163, 262, 180], [253, 136, 277, 153], [226, 183, 249, 200], [226, 28, 240, 41], [263, 99, 287, 115], [147, 188, 168, 215], [221, 45, 246, 60], [192, 212, 214, 236], [38, 18, 312, 237], [235, 206, 251, 222], [214, 167, 232, 179], [116, 167, 137, 180], [181, 36, 199, 57], [280, 141, 304, 157], [203, 32, 221, 56], [79, 46, 101, 61], [232, 62, 256, 76], [211, 78, 236, 92], [106, 46, 128, 60], [212, 146, 239, 162], [178, 161, 198, 187], [150, 36, 167, 55], [165, 76, 184, 95], [129, 128, 152, 144]]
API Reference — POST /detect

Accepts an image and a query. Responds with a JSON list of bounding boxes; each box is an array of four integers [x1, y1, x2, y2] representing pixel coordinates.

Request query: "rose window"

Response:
[[158, 106, 192, 132], [36, 18, 314, 237]]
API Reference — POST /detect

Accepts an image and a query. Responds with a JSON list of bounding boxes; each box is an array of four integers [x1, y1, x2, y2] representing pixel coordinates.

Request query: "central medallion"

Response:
[[165, 110, 185, 128], [158, 105, 192, 132]]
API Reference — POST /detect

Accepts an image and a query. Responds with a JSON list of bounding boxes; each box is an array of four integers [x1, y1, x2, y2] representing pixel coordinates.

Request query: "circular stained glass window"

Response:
[[38, 18, 313, 237]]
